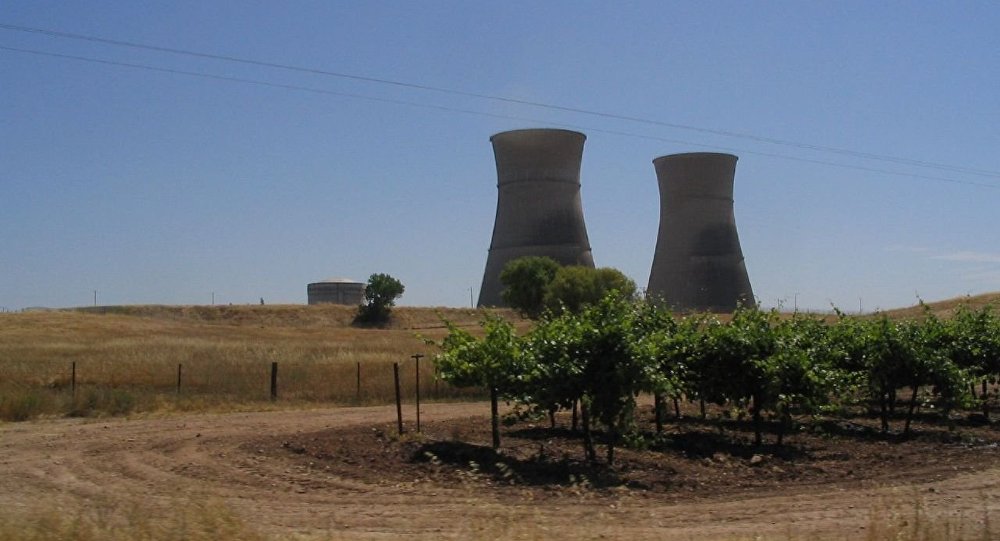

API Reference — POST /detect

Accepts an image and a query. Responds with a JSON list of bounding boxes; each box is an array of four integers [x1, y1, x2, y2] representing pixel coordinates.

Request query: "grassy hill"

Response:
[[875, 291, 1000, 319], [1, 294, 996, 422], [0, 304, 520, 421]]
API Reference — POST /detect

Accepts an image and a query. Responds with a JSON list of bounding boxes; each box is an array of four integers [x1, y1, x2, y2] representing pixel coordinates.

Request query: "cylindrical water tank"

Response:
[[478, 128, 595, 307], [307, 278, 365, 306], [646, 152, 754, 312]]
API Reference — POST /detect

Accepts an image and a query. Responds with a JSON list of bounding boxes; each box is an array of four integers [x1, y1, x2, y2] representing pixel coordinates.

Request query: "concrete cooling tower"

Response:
[[646, 152, 754, 312], [478, 129, 595, 307]]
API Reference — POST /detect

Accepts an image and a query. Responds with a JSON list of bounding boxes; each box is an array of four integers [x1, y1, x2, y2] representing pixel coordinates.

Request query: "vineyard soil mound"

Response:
[[258, 408, 1000, 504]]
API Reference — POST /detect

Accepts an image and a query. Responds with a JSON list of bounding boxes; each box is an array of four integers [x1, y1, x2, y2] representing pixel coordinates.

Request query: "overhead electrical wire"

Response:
[[3, 22, 1000, 181], [2, 45, 999, 192]]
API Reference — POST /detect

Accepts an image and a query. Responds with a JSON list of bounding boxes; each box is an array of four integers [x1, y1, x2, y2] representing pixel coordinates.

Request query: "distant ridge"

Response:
[[66, 304, 520, 330], [875, 291, 1000, 319]]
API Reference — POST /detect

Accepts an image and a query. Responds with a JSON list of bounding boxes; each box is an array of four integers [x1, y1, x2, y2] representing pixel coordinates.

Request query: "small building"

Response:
[[307, 278, 365, 306]]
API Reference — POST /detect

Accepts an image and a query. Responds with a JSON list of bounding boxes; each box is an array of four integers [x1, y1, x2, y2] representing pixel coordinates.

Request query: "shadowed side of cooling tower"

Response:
[[477, 129, 595, 307], [647, 152, 754, 312]]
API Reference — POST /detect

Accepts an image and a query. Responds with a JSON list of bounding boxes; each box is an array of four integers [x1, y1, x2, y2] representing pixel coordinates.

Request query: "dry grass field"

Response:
[[0, 304, 523, 421]]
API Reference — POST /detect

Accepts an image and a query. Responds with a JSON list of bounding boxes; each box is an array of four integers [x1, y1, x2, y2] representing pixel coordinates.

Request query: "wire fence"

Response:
[[0, 358, 484, 422]]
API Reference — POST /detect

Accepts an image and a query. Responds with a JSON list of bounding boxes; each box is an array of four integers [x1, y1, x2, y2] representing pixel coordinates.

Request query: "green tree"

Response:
[[631, 301, 687, 432], [945, 305, 1000, 418], [828, 312, 968, 435], [544, 266, 636, 315], [434, 316, 524, 449], [526, 295, 657, 464], [500, 256, 561, 318], [685, 306, 843, 446], [763, 313, 844, 444], [522, 309, 588, 430], [356, 273, 404, 325]]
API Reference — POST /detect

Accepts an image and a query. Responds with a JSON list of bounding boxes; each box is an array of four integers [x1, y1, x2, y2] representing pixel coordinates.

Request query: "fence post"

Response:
[[176, 364, 183, 395], [270, 361, 278, 401], [412, 353, 424, 432], [393, 362, 404, 435], [71, 361, 77, 398]]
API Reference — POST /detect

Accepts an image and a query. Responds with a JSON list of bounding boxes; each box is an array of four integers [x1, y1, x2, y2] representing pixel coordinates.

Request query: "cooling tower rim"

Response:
[[652, 152, 738, 165], [490, 128, 586, 142]]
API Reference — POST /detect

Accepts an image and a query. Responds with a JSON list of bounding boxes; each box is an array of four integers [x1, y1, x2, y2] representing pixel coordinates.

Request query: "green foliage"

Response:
[[946, 304, 1000, 378], [544, 266, 636, 315], [433, 315, 524, 449], [499, 257, 636, 318], [521, 309, 587, 416], [356, 273, 405, 324], [434, 294, 995, 458], [500, 256, 561, 318], [434, 316, 524, 393], [572, 296, 655, 463], [825, 309, 971, 433]]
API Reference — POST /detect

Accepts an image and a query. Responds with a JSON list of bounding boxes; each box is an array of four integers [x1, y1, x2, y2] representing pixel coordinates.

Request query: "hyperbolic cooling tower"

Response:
[[646, 152, 754, 312], [477, 129, 595, 307]]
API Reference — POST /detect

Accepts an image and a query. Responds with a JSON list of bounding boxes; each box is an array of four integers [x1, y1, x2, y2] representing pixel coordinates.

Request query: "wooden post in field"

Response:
[[393, 362, 404, 435], [412, 353, 424, 432], [71, 361, 77, 397], [270, 362, 278, 401], [176, 364, 183, 395], [356, 361, 361, 401]]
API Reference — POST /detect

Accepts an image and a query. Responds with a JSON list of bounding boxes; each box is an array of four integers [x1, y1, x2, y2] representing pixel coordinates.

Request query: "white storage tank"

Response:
[[307, 278, 365, 306]]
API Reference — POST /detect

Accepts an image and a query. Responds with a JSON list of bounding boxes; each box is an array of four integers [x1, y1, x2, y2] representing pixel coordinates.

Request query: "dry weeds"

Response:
[[0, 305, 520, 421]]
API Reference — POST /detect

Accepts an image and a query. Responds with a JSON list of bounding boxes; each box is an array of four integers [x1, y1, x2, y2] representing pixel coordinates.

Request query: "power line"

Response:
[[3, 22, 999, 180], [2, 44, 999, 192]]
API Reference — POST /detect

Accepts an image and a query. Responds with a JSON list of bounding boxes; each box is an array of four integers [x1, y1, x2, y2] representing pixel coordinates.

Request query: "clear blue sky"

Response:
[[2, 1, 998, 312]]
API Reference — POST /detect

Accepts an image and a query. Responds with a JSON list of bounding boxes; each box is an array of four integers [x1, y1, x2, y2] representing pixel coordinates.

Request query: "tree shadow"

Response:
[[411, 440, 625, 488]]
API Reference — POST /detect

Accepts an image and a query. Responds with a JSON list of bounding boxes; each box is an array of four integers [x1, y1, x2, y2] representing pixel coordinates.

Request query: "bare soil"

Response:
[[3, 402, 1000, 539]]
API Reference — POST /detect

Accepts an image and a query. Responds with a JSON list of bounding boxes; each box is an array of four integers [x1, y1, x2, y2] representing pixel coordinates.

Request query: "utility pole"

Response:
[[93, 290, 97, 307], [794, 292, 798, 312], [212, 292, 215, 305], [470, 287, 474, 308]]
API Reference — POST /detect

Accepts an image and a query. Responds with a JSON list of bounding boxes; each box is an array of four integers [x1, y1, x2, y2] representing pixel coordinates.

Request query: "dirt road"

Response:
[[2, 403, 998, 539]]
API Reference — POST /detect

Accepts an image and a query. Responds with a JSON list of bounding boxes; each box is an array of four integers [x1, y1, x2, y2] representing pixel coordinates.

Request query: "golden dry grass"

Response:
[[0, 497, 270, 541], [877, 291, 1000, 320], [0, 491, 992, 540], [0, 305, 523, 421]]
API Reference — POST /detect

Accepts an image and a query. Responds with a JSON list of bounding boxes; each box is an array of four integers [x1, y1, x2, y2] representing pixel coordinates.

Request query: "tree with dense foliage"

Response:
[[827, 311, 968, 435], [433, 293, 991, 465], [499, 256, 561, 318], [945, 305, 1000, 419], [763, 314, 844, 444], [575, 297, 663, 464], [521, 311, 587, 430], [522, 296, 660, 464], [356, 273, 404, 325], [544, 266, 636, 315], [433, 316, 524, 448], [500, 257, 637, 318]]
